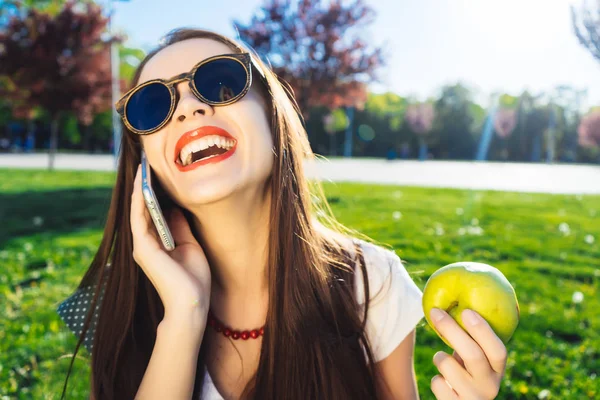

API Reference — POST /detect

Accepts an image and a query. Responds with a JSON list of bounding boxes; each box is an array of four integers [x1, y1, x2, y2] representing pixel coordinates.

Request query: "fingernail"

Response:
[[462, 309, 480, 326], [430, 308, 445, 323]]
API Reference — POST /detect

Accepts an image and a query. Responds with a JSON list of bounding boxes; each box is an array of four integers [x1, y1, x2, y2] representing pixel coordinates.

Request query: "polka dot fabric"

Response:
[[56, 274, 108, 353]]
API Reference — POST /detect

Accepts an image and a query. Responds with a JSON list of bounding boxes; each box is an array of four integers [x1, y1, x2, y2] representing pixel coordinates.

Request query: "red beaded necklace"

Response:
[[207, 310, 265, 340]]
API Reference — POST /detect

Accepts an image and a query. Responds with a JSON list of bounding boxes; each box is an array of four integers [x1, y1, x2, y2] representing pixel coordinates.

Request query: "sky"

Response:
[[109, 0, 600, 109]]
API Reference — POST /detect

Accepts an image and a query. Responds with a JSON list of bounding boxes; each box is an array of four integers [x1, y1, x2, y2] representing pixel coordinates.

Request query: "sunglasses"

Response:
[[116, 53, 260, 135]]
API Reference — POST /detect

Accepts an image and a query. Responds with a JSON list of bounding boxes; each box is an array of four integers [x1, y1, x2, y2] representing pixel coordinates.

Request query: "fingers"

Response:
[[169, 207, 197, 246], [430, 308, 497, 379], [452, 350, 465, 368], [130, 165, 149, 240], [130, 165, 182, 291], [433, 351, 473, 396], [128, 164, 210, 313], [431, 375, 459, 400], [458, 309, 508, 375], [131, 164, 160, 255]]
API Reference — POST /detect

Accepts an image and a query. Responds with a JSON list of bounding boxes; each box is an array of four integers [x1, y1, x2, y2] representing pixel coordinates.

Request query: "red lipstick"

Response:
[[174, 126, 237, 172]]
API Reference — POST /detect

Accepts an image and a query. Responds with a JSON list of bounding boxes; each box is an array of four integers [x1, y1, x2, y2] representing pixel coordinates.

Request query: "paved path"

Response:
[[305, 158, 600, 195], [1, 153, 599, 195]]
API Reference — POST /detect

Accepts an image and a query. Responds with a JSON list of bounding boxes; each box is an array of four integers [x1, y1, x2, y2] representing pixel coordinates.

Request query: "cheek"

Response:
[[244, 118, 274, 180], [252, 112, 274, 170], [139, 134, 172, 181], [231, 91, 275, 167], [140, 133, 165, 156]]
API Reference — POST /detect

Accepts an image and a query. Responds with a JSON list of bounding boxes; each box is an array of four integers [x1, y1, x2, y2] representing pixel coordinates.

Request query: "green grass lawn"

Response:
[[1, 168, 598, 399]]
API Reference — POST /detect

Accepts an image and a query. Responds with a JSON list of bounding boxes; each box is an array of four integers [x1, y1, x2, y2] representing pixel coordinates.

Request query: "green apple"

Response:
[[422, 262, 519, 348]]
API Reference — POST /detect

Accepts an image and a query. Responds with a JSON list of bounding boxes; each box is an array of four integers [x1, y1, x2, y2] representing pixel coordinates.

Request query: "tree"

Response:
[[494, 108, 517, 139], [322, 108, 349, 155], [578, 110, 600, 148], [1, 0, 68, 26], [492, 108, 517, 161], [119, 45, 146, 84], [549, 85, 588, 162], [0, 1, 118, 168], [498, 93, 519, 108], [405, 103, 435, 160], [430, 83, 479, 160], [525, 102, 551, 163], [234, 0, 384, 116], [304, 91, 409, 158], [352, 92, 408, 158], [571, 1, 600, 63], [364, 92, 407, 131]]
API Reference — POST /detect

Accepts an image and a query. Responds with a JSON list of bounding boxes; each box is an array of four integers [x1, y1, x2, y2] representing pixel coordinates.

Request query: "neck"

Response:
[[188, 184, 271, 306]]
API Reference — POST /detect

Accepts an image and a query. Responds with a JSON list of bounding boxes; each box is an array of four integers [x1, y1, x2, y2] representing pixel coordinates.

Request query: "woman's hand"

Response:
[[429, 308, 508, 400], [130, 164, 211, 324]]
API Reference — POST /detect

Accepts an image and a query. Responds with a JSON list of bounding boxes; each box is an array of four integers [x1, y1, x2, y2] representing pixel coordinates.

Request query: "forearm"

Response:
[[135, 314, 206, 400]]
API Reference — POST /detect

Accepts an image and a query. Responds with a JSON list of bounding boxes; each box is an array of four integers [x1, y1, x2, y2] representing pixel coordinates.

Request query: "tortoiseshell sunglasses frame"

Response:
[[115, 53, 255, 135]]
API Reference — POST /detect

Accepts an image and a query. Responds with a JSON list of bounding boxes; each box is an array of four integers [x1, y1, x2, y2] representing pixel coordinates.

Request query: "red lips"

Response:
[[174, 126, 237, 172]]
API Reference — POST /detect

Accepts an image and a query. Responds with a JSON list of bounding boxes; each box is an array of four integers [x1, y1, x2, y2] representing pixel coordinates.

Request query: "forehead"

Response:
[[138, 38, 235, 83]]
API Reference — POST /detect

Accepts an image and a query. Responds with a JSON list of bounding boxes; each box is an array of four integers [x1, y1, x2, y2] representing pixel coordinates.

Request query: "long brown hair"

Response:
[[61, 28, 381, 399]]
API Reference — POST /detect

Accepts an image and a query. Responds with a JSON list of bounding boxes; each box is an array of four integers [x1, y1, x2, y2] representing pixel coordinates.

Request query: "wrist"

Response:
[[160, 302, 209, 337]]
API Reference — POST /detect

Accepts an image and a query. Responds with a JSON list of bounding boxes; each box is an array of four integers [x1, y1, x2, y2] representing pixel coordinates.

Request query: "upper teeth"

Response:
[[179, 135, 235, 166]]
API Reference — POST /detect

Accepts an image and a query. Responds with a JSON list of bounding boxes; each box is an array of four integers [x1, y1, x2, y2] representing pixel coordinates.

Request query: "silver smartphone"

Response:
[[141, 149, 176, 251]]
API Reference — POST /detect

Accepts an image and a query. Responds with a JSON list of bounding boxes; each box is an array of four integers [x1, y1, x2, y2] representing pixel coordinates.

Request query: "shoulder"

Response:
[[351, 238, 424, 362], [351, 239, 411, 304]]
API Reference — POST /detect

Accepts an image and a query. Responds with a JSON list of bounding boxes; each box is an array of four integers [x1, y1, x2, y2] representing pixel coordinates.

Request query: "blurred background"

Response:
[[0, 0, 599, 164], [0, 0, 598, 399]]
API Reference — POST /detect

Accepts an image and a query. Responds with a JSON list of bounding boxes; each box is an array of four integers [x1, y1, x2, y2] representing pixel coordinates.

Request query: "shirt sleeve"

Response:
[[354, 241, 424, 363]]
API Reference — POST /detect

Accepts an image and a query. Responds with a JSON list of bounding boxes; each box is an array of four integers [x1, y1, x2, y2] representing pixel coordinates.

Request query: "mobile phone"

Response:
[[141, 149, 176, 251]]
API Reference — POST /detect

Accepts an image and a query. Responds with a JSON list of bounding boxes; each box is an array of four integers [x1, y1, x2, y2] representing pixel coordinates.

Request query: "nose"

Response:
[[173, 83, 214, 122]]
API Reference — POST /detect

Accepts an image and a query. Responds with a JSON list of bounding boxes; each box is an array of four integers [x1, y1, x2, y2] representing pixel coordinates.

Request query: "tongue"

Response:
[[192, 145, 227, 163]]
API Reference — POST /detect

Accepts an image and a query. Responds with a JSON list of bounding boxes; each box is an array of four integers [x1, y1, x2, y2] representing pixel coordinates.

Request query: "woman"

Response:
[[57, 28, 508, 400]]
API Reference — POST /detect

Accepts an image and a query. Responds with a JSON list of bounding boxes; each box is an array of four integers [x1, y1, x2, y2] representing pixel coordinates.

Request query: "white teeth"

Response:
[[178, 134, 235, 167]]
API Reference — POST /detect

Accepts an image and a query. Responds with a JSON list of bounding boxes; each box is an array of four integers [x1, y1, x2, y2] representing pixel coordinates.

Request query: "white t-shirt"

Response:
[[57, 240, 424, 399], [202, 240, 424, 399], [354, 239, 424, 362]]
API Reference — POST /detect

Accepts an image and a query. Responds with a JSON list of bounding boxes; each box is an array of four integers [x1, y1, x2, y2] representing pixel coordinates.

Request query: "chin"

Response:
[[179, 179, 242, 206], [169, 153, 274, 206]]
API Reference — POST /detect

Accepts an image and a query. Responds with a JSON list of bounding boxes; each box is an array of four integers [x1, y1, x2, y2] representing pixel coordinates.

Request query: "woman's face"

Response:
[[137, 38, 274, 207]]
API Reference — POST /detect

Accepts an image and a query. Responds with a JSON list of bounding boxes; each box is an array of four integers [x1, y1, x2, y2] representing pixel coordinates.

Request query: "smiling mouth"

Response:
[[177, 135, 236, 167], [174, 126, 238, 171]]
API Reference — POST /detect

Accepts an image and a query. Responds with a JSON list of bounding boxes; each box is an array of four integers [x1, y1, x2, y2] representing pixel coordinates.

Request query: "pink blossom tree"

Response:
[[405, 102, 435, 160], [494, 108, 517, 138], [578, 110, 600, 148], [323, 113, 336, 155], [493, 107, 518, 160]]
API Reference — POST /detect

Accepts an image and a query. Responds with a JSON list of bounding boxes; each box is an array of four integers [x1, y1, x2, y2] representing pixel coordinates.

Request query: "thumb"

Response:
[[169, 207, 198, 246]]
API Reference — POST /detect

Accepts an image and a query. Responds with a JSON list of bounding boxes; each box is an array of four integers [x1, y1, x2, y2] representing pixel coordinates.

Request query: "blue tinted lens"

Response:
[[193, 58, 247, 103], [125, 83, 172, 132]]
